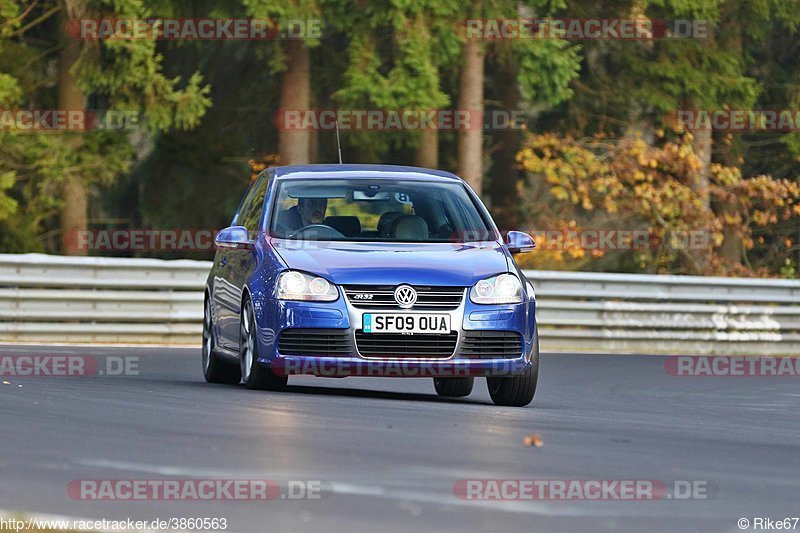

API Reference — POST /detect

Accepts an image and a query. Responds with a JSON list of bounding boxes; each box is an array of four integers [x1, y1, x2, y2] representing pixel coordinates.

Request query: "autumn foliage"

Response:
[[516, 132, 800, 277]]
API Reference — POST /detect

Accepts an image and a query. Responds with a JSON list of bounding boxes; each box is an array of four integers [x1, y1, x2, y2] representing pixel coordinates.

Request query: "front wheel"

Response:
[[240, 298, 288, 391], [203, 296, 241, 384], [433, 377, 474, 397], [486, 326, 539, 407]]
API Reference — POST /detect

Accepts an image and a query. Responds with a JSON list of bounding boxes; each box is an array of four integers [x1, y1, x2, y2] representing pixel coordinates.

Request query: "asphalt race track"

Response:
[[1, 345, 798, 533]]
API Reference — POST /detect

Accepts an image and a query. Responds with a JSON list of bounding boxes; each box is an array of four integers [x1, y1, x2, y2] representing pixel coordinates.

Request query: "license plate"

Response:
[[362, 313, 451, 334]]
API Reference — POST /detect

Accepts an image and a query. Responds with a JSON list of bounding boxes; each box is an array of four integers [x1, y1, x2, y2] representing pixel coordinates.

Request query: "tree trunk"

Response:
[[414, 127, 438, 168], [58, 7, 87, 256], [279, 40, 311, 165], [716, 2, 744, 267], [684, 106, 712, 274], [457, 37, 485, 195], [684, 21, 717, 273], [489, 58, 521, 231], [415, 61, 441, 168], [690, 122, 712, 211]]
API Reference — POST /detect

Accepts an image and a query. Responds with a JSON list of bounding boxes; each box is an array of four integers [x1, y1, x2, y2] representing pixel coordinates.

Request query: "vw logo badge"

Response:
[[394, 285, 417, 308]]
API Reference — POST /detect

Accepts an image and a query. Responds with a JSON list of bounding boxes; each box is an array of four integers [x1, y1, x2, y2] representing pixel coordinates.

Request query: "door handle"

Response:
[[220, 256, 228, 267]]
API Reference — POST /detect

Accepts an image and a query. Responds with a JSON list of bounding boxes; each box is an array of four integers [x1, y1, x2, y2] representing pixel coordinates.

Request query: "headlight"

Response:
[[276, 271, 339, 301], [469, 274, 523, 304]]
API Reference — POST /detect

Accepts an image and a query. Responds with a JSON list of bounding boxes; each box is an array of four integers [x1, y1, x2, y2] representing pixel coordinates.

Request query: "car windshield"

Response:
[[270, 179, 493, 242]]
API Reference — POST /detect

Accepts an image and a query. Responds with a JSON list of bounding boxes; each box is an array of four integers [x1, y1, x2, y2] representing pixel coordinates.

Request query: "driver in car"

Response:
[[276, 197, 328, 234]]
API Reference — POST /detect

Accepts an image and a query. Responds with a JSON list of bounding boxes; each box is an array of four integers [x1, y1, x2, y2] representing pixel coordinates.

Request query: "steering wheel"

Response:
[[288, 224, 345, 239]]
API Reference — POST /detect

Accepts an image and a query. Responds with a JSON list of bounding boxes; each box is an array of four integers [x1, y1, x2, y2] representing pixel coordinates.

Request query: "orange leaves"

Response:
[[523, 434, 544, 448], [248, 153, 279, 181], [517, 130, 800, 276]]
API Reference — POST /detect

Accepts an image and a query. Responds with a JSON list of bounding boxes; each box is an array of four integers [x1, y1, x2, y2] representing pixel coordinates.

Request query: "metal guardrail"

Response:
[[0, 254, 206, 344], [1, 253, 798, 354], [530, 270, 800, 355]]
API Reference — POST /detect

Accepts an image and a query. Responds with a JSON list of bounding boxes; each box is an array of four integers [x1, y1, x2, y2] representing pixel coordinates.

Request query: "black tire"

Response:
[[202, 296, 241, 384], [486, 326, 539, 407], [433, 377, 474, 397], [240, 298, 288, 391]]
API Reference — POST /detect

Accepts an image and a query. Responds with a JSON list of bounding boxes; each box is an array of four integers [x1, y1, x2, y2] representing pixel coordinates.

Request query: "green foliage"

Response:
[[242, 0, 322, 23], [0, 73, 21, 106], [0, 0, 210, 251], [516, 38, 581, 107], [330, 0, 456, 157], [0, 171, 18, 220], [75, 0, 212, 130], [629, 40, 759, 113], [241, 0, 322, 72]]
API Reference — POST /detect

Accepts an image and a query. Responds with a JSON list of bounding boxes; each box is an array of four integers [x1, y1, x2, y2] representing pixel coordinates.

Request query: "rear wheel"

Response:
[[202, 296, 241, 384], [487, 326, 539, 407], [433, 377, 474, 397], [240, 298, 288, 391]]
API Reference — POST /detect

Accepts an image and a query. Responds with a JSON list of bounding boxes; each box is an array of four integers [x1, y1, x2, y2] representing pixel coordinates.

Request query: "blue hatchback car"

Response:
[[203, 164, 539, 406]]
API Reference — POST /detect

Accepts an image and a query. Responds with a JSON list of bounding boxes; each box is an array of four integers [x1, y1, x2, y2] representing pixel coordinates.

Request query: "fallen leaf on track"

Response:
[[523, 434, 543, 448]]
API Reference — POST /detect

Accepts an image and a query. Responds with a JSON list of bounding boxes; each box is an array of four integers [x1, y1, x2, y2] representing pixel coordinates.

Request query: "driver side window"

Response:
[[239, 174, 269, 230]]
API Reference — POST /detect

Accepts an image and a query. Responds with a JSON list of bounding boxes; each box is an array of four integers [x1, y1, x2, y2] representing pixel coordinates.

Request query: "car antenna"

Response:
[[335, 120, 343, 164]]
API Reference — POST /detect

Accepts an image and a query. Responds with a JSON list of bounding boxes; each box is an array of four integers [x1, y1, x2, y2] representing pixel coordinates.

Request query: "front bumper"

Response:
[[254, 288, 536, 378]]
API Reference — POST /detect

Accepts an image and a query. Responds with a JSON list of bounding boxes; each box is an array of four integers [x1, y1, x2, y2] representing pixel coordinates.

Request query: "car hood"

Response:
[[271, 240, 510, 286]]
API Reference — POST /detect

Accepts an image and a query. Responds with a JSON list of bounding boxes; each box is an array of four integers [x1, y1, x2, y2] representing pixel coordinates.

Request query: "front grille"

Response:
[[355, 331, 458, 358], [344, 285, 464, 310], [459, 331, 523, 358], [278, 328, 353, 356]]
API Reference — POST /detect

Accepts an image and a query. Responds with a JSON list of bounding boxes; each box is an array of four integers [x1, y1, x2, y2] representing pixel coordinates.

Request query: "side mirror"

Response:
[[215, 226, 253, 250], [505, 231, 535, 254]]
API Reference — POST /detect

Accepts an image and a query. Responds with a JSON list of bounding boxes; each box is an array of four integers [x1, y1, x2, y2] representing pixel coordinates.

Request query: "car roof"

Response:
[[272, 164, 463, 182]]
